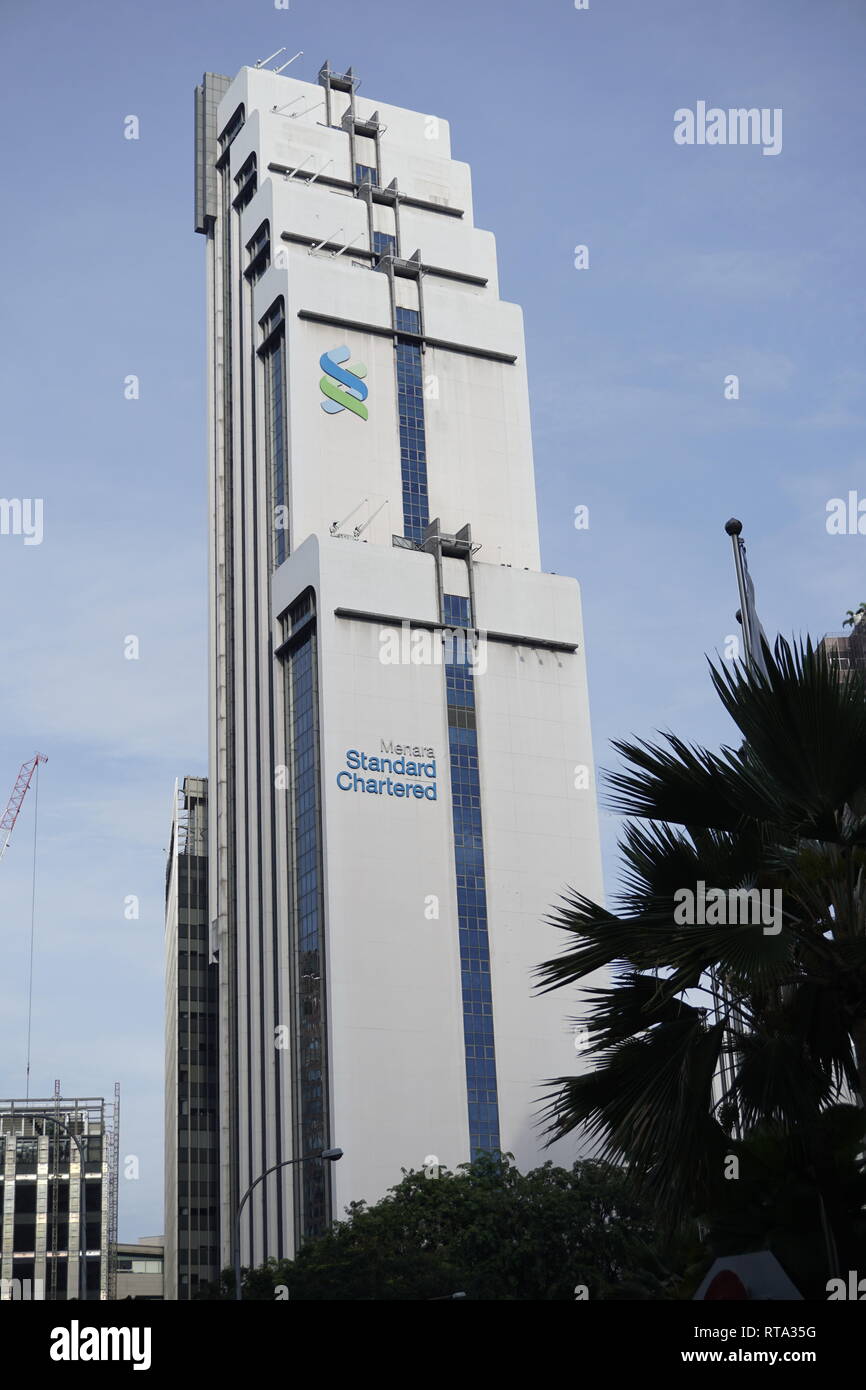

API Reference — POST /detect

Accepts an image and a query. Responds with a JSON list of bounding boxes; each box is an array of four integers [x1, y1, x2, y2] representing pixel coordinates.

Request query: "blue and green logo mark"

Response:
[[319, 346, 368, 420]]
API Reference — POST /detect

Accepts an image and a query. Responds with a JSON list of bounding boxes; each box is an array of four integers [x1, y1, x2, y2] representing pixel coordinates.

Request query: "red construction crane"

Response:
[[0, 754, 47, 863]]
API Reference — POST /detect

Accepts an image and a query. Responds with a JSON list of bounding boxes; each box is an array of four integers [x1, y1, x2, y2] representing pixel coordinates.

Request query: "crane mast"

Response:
[[0, 754, 47, 862]]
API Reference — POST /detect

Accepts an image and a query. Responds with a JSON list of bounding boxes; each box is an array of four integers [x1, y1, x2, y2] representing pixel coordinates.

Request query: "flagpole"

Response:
[[725, 518, 754, 668], [718, 517, 764, 1141]]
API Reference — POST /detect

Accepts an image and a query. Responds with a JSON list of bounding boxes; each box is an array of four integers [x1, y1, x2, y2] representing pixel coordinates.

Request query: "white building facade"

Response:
[[195, 61, 604, 1268]]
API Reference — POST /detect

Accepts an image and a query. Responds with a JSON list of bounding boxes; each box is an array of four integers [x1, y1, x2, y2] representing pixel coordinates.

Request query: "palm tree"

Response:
[[700, 1105, 866, 1298], [536, 637, 866, 1227], [843, 602, 866, 629]]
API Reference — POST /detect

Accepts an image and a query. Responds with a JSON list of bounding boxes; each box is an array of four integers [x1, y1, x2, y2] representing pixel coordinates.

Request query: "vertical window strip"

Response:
[[443, 593, 501, 1157], [285, 596, 330, 1238], [264, 333, 288, 568], [395, 307, 429, 545]]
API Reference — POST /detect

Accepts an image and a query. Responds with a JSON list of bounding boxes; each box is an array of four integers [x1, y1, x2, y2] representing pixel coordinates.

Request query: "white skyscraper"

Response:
[[194, 60, 604, 1270]]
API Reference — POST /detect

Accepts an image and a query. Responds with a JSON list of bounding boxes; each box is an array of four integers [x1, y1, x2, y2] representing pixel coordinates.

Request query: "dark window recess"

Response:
[[279, 588, 315, 646], [234, 154, 257, 210], [178, 864, 207, 909], [15, 1138, 38, 1170], [12, 1259, 35, 1287], [218, 105, 245, 151], [45, 1262, 67, 1301], [48, 1138, 71, 1168], [260, 299, 285, 346], [247, 222, 270, 282], [49, 1223, 69, 1250], [84, 1258, 101, 1298], [14, 1183, 37, 1214], [84, 1136, 103, 1167], [355, 163, 378, 187], [13, 1219, 36, 1252], [48, 1184, 70, 1215]]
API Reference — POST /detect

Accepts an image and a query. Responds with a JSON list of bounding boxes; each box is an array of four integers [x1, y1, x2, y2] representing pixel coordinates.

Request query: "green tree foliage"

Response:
[[195, 1155, 693, 1300], [699, 1105, 866, 1300]]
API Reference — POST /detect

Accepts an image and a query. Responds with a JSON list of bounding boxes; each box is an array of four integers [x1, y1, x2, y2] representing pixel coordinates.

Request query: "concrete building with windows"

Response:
[[164, 777, 220, 1299], [820, 612, 866, 679], [194, 60, 605, 1271], [0, 1093, 118, 1300], [116, 1236, 164, 1300]]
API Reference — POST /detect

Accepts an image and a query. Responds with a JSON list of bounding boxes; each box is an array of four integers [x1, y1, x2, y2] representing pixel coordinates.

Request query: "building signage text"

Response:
[[336, 741, 437, 800]]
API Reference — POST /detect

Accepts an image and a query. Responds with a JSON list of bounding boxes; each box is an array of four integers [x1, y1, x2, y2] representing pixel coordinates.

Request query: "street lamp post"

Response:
[[234, 1147, 342, 1301]]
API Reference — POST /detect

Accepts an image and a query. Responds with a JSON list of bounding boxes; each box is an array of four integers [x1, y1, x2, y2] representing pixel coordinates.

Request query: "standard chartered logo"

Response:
[[319, 345, 368, 420]]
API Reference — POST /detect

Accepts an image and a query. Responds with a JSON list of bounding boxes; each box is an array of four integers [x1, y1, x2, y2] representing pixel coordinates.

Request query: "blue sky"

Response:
[[0, 0, 863, 1239]]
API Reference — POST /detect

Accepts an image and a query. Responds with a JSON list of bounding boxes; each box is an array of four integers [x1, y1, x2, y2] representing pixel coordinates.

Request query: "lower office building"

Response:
[[116, 1236, 164, 1300], [164, 777, 220, 1298], [820, 611, 866, 678], [0, 1092, 119, 1300]]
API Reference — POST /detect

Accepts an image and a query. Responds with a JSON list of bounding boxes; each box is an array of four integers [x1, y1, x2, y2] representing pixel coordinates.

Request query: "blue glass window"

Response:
[[372, 230, 396, 266], [355, 163, 378, 187], [395, 306, 428, 544], [284, 591, 330, 1237], [443, 593, 501, 1157]]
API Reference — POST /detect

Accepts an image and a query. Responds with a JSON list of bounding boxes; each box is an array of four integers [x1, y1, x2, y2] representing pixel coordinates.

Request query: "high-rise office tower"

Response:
[[164, 777, 219, 1298], [0, 1092, 118, 1300], [194, 61, 604, 1270]]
